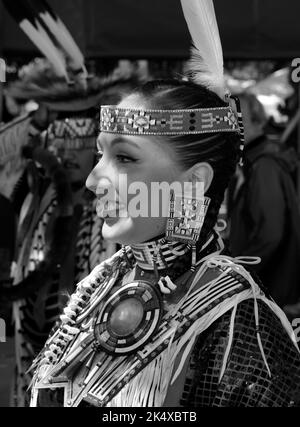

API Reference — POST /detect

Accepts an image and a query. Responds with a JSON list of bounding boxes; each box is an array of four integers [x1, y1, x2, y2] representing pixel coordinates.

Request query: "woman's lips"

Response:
[[96, 199, 127, 218]]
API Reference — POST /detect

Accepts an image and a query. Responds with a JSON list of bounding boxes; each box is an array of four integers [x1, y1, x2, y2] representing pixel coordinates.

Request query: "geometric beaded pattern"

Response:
[[131, 240, 189, 270], [100, 106, 240, 136], [47, 117, 98, 149]]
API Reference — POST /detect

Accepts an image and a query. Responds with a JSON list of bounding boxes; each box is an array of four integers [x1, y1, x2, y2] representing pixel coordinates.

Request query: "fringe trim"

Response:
[[31, 249, 299, 407]]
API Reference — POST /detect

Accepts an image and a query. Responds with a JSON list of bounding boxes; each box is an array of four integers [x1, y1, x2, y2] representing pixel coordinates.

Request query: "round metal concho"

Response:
[[93, 281, 163, 355]]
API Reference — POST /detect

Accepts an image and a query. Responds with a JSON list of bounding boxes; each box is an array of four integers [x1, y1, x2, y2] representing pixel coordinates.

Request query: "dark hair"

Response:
[[123, 79, 241, 243]]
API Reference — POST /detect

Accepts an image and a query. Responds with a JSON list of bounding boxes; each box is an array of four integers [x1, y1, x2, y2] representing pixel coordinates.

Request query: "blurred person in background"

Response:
[[0, 59, 139, 406], [0, 193, 16, 333], [229, 93, 300, 309]]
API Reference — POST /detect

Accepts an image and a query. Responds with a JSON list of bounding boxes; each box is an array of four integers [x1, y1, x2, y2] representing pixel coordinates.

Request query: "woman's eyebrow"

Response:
[[111, 137, 141, 150], [96, 136, 141, 151]]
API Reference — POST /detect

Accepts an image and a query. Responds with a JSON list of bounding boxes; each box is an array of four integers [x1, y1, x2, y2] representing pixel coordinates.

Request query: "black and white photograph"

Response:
[[0, 0, 300, 410]]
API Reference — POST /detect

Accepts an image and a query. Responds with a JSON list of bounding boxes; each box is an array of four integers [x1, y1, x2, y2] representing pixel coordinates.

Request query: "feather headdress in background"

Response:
[[180, 0, 226, 100], [26, 0, 87, 79], [5, 58, 142, 112], [2, 0, 87, 84], [2, 0, 68, 80]]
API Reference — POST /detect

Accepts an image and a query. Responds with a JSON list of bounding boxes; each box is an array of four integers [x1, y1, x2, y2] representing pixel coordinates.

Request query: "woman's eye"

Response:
[[95, 151, 136, 164], [116, 154, 136, 164]]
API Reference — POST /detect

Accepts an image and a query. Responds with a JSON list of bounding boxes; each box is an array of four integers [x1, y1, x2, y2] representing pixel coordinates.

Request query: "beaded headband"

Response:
[[47, 117, 98, 150], [100, 105, 241, 136]]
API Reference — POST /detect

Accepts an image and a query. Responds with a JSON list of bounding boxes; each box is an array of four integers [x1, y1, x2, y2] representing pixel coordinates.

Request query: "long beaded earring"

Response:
[[166, 190, 211, 244], [165, 189, 211, 287]]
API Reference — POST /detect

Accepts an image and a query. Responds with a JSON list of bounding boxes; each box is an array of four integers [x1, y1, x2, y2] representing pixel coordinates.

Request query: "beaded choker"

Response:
[[130, 233, 216, 271], [130, 239, 190, 270]]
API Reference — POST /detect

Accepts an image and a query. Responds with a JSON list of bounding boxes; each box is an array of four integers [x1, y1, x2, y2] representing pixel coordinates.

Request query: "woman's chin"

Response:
[[101, 216, 167, 245], [101, 217, 133, 244]]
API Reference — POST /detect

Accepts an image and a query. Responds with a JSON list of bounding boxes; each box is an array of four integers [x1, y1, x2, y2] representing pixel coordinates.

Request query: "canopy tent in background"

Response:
[[0, 0, 300, 59]]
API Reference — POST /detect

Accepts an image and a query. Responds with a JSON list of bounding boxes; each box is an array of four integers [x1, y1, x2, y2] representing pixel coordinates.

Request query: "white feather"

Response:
[[180, 0, 225, 99], [39, 11, 88, 77], [20, 20, 69, 80]]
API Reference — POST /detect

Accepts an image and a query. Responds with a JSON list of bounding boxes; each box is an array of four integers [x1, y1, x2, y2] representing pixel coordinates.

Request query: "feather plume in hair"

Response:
[[180, 0, 225, 99]]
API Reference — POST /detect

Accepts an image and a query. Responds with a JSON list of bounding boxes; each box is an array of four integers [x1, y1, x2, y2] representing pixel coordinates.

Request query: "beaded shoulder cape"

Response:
[[29, 238, 299, 407]]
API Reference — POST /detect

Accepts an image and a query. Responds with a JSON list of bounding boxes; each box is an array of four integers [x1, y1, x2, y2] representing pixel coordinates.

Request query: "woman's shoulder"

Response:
[[190, 254, 299, 351], [184, 296, 300, 407], [191, 255, 255, 301]]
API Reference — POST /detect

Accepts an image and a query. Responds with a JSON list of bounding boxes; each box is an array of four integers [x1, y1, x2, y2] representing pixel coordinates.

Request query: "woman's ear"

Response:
[[187, 162, 214, 193]]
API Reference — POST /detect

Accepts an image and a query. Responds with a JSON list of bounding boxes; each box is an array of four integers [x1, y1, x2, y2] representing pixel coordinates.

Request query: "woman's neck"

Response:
[[130, 237, 190, 270], [130, 231, 217, 271]]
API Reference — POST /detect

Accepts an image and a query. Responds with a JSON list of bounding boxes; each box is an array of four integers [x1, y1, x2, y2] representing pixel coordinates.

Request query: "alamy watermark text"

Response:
[[0, 318, 6, 343], [0, 58, 6, 83]]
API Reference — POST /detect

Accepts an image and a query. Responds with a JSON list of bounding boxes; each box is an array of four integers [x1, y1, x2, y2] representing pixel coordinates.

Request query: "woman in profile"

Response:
[[30, 0, 300, 407]]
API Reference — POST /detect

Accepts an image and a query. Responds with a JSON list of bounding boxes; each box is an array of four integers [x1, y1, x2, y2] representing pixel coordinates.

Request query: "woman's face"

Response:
[[86, 96, 185, 244]]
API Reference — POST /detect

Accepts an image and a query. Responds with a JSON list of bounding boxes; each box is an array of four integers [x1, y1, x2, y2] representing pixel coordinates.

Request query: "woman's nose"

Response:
[[86, 162, 112, 195], [86, 163, 100, 193]]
